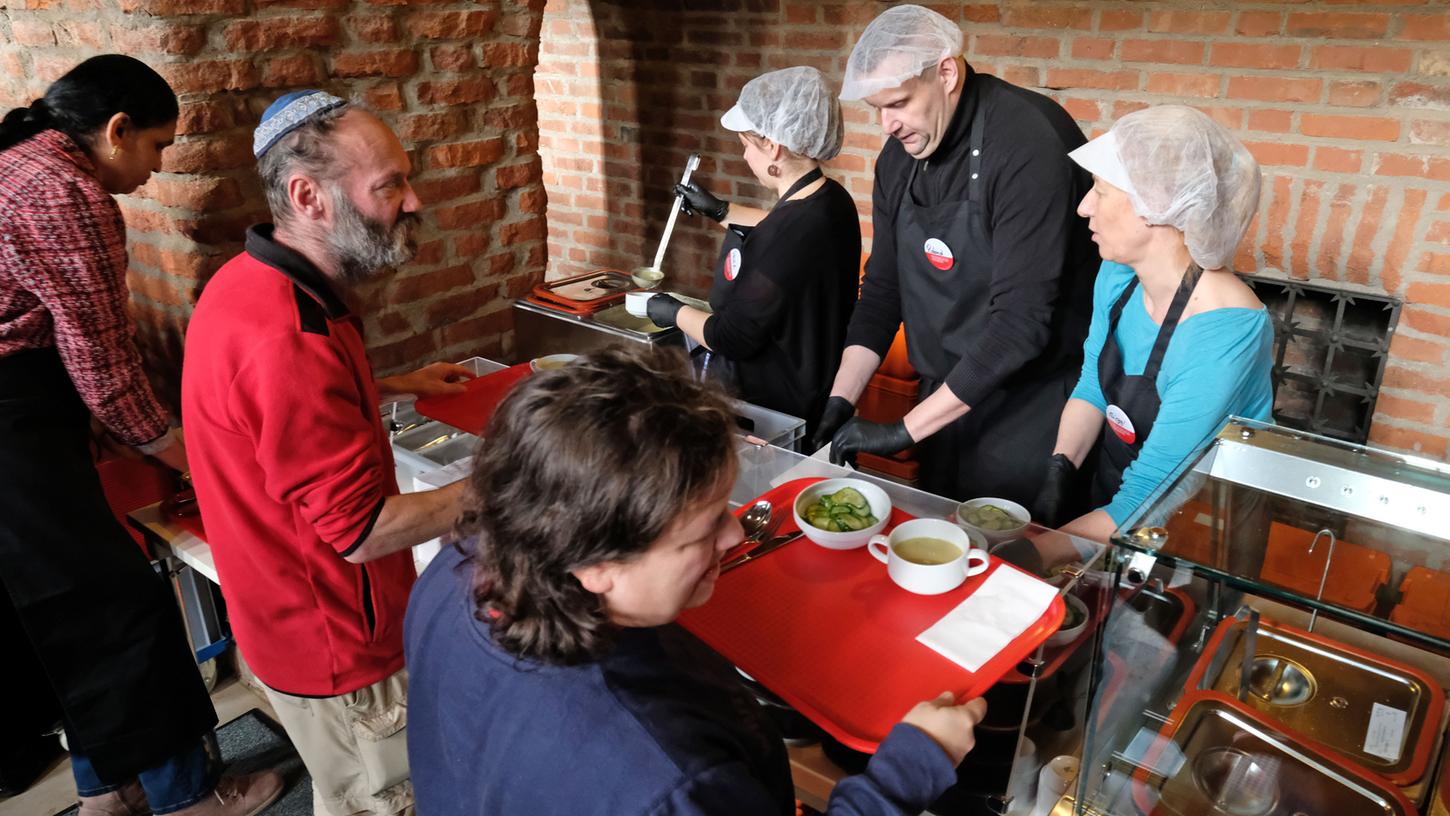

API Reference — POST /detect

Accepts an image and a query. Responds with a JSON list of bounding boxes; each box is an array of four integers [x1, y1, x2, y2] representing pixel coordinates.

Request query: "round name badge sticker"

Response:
[[923, 238, 954, 271], [1105, 404, 1136, 445], [724, 248, 742, 281]]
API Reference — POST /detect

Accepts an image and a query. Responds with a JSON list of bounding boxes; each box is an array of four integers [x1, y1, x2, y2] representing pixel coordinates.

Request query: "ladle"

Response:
[[633, 153, 701, 289]]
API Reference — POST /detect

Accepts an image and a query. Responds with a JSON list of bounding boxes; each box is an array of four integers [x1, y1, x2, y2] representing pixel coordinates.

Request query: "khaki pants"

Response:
[[263, 670, 414, 816]]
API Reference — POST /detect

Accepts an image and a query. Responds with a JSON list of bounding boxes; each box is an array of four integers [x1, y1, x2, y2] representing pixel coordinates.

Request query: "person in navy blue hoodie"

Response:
[[405, 345, 988, 815]]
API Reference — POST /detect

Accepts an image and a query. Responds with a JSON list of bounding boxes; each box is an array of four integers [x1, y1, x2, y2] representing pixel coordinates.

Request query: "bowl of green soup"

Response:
[[955, 497, 1030, 545]]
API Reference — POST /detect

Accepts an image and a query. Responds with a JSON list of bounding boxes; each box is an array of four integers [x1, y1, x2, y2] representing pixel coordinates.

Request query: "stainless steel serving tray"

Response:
[[1187, 615, 1444, 785], [1134, 692, 1415, 816]]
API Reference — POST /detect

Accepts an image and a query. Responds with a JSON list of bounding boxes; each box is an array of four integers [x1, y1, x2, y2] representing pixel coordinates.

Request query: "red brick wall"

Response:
[[537, 0, 1450, 459], [0, 0, 546, 409]]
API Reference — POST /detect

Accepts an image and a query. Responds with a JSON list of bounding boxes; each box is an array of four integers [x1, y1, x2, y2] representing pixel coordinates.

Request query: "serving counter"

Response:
[[1057, 418, 1450, 816], [772, 416, 1450, 816], [138, 344, 1450, 815]]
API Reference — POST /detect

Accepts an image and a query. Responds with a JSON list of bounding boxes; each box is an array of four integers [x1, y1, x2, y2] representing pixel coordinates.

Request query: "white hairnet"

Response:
[[721, 66, 842, 161], [1071, 105, 1262, 270], [840, 5, 963, 101]]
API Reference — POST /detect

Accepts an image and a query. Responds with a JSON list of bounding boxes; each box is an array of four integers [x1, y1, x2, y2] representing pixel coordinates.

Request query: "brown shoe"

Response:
[[169, 770, 285, 816], [77, 780, 150, 816]]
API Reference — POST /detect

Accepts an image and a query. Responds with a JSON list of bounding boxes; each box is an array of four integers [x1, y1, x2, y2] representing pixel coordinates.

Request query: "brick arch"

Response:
[[536, 0, 877, 296]]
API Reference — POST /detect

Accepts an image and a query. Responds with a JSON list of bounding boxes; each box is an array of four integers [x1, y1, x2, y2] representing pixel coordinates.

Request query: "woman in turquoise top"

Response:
[[1033, 106, 1273, 542]]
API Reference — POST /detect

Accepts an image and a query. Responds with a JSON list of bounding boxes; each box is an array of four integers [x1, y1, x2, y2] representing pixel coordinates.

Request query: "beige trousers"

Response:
[[263, 669, 414, 816]]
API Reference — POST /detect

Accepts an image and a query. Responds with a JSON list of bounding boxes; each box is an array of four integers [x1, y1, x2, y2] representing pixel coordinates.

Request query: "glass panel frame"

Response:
[[1109, 417, 1450, 652]]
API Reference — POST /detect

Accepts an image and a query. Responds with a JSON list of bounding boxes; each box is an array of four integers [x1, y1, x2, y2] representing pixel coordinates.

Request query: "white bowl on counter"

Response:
[[1046, 593, 1090, 647], [624, 290, 652, 318], [792, 478, 892, 550], [955, 497, 1030, 545]]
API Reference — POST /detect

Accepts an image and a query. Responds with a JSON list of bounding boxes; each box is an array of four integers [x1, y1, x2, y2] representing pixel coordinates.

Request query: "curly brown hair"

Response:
[[454, 345, 737, 665]]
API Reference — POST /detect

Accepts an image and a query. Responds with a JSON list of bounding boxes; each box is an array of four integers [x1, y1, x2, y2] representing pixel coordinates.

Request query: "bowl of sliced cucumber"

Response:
[[792, 478, 892, 550], [955, 497, 1030, 545]]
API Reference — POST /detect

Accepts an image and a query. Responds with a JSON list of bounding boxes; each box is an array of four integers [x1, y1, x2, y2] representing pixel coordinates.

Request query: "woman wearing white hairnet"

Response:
[[1033, 106, 1274, 542], [646, 66, 860, 438]]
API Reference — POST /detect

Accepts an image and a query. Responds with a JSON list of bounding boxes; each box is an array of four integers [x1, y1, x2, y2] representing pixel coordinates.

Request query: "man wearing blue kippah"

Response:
[[182, 91, 469, 816]]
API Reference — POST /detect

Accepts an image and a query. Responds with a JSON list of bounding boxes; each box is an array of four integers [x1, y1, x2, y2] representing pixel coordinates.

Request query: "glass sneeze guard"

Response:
[[1072, 417, 1450, 816], [1111, 417, 1450, 653]]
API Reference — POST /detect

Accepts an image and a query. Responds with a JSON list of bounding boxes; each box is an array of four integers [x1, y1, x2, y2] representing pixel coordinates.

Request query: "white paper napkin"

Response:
[[916, 566, 1059, 673], [413, 455, 474, 490]]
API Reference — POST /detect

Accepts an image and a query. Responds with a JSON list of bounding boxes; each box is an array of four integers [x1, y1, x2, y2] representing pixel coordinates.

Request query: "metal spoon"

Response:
[[738, 500, 773, 544]]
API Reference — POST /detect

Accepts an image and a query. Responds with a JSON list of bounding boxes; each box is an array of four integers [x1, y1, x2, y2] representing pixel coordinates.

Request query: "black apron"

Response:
[[704, 168, 825, 409], [1089, 265, 1203, 506], [0, 349, 216, 781], [895, 104, 1078, 504]]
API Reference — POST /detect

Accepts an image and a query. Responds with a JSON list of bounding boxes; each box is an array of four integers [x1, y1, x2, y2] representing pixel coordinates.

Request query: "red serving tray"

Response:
[[414, 363, 534, 435], [175, 512, 207, 541], [678, 477, 1065, 753]]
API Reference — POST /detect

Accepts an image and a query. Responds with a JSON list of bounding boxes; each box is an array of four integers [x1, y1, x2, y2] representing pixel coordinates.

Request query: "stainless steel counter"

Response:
[[512, 299, 685, 360]]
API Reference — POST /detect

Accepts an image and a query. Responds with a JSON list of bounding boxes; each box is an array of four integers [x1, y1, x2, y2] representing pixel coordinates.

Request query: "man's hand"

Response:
[[646, 294, 687, 329], [811, 395, 855, 452], [377, 362, 475, 399], [901, 693, 988, 766], [674, 181, 729, 223], [829, 417, 914, 467]]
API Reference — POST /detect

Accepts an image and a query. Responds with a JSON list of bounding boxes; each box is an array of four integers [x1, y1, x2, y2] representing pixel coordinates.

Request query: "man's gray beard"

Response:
[[325, 188, 420, 285]]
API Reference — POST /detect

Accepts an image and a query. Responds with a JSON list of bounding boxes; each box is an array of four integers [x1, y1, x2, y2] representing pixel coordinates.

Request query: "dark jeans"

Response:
[[72, 739, 217, 814]]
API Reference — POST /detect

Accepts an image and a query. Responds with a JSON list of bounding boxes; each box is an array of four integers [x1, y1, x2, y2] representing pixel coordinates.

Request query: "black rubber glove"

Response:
[[646, 293, 686, 328], [1032, 453, 1078, 529], [830, 418, 914, 467], [674, 181, 729, 223], [811, 395, 855, 451]]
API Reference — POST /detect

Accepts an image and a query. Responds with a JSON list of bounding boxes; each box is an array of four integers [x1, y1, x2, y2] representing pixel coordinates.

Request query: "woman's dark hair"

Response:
[[0, 54, 177, 153], [455, 345, 737, 666]]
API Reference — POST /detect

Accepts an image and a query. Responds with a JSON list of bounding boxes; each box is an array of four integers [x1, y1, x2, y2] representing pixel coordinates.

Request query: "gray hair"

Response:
[[256, 102, 353, 225]]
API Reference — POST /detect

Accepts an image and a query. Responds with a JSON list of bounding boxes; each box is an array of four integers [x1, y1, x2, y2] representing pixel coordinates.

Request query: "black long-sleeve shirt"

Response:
[[705, 178, 860, 433], [845, 66, 1099, 406]]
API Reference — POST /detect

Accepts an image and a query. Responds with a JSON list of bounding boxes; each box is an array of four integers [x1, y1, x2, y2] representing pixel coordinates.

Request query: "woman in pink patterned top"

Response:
[[0, 56, 280, 816]]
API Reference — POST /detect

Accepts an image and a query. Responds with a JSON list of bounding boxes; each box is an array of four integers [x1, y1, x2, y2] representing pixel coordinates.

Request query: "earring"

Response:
[[767, 164, 781, 178], [109, 146, 118, 159]]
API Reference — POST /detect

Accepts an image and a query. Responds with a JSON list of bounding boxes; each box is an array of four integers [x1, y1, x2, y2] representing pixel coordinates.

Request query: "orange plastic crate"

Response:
[[1391, 566, 1450, 641], [856, 373, 919, 482], [858, 452, 920, 482], [879, 325, 915, 380], [1260, 522, 1389, 613], [856, 372, 918, 425], [859, 252, 916, 381]]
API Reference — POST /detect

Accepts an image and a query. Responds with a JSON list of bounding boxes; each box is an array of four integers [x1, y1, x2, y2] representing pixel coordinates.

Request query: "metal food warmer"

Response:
[[1044, 418, 1450, 816], [512, 269, 691, 360]]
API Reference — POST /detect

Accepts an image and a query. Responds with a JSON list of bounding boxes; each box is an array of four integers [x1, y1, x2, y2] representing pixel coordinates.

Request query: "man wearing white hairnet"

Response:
[[1034, 106, 1273, 542], [814, 5, 1099, 507]]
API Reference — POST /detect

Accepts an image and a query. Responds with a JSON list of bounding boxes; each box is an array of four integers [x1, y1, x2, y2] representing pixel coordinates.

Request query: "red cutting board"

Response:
[[414, 363, 534, 434], [679, 477, 1065, 753]]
